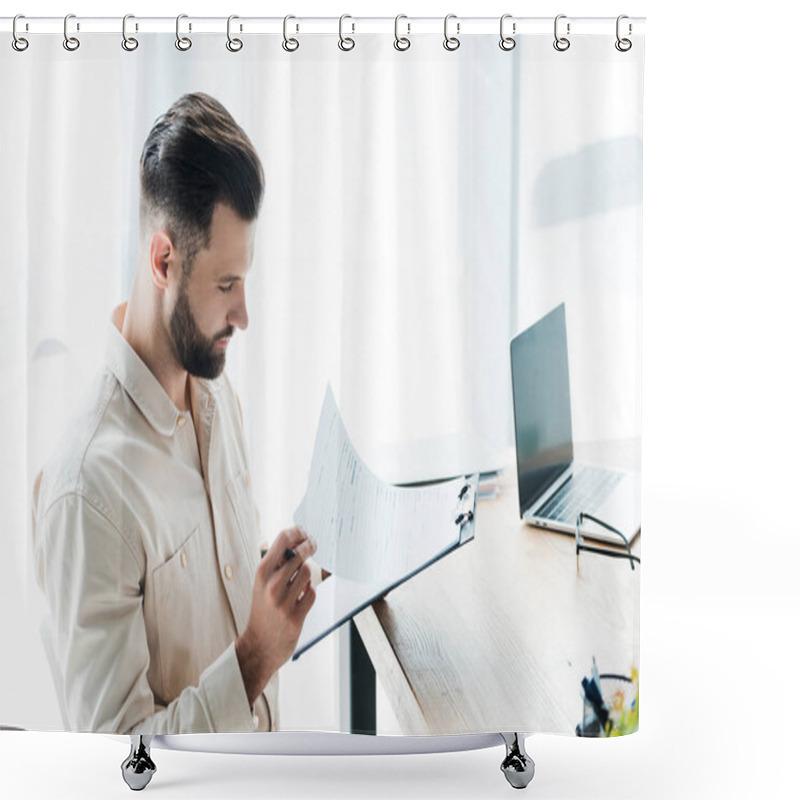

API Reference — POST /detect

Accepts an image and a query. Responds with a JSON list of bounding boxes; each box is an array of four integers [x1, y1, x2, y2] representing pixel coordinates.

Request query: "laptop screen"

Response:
[[510, 303, 574, 518]]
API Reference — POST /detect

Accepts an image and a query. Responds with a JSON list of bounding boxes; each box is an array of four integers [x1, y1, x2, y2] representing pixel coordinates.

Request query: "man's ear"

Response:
[[149, 231, 175, 291]]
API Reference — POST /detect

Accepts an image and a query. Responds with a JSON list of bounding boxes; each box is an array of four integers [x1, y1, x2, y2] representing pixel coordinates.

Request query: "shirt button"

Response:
[[224, 564, 234, 580], [252, 714, 259, 729], [180, 551, 188, 569], [177, 416, 187, 428]]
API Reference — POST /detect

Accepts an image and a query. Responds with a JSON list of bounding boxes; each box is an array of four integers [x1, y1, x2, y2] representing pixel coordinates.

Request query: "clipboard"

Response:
[[293, 472, 479, 660]]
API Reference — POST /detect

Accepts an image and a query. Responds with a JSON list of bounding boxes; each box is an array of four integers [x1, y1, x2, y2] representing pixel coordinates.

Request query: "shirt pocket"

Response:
[[151, 524, 228, 703], [226, 469, 259, 572]]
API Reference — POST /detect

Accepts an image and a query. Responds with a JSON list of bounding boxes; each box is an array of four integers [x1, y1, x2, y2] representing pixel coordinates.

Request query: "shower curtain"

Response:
[[0, 17, 643, 740]]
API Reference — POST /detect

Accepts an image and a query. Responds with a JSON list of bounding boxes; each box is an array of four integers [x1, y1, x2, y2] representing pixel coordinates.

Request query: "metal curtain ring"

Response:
[[227, 15, 243, 52], [176, 14, 192, 51], [394, 14, 410, 51], [499, 13, 515, 51], [443, 13, 460, 51], [615, 14, 632, 51], [283, 15, 299, 52], [122, 14, 139, 51], [338, 14, 355, 51], [12, 15, 29, 51], [553, 14, 570, 52], [63, 13, 80, 51]]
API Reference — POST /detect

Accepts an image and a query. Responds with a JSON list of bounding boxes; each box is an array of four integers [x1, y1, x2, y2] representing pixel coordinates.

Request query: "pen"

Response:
[[260, 547, 298, 561]]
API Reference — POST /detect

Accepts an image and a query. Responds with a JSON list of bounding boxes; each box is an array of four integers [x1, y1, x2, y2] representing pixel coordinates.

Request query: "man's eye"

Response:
[[219, 283, 234, 293]]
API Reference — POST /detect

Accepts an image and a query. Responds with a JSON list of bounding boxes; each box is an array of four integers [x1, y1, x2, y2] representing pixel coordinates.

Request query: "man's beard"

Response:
[[169, 280, 233, 380]]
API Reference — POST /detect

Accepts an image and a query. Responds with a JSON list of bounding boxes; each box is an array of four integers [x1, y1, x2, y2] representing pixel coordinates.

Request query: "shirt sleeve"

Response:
[[36, 492, 259, 734]]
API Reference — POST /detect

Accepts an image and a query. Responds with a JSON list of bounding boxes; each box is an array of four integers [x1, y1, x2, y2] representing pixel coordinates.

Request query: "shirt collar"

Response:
[[105, 303, 218, 437]]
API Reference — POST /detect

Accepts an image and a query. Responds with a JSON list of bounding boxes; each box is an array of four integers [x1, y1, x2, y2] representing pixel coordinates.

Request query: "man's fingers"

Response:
[[281, 527, 314, 557], [257, 531, 287, 575], [294, 582, 316, 619], [279, 536, 317, 579], [258, 527, 310, 576], [285, 563, 312, 604]]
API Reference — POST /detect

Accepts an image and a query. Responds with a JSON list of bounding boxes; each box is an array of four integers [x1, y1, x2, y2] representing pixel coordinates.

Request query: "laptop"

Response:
[[510, 303, 640, 545]]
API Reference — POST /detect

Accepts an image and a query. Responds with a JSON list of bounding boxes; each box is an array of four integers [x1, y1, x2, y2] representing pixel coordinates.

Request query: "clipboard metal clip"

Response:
[[453, 478, 477, 530], [455, 509, 474, 527]]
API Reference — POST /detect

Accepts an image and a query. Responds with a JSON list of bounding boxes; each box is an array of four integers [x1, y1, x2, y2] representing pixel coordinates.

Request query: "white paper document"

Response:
[[293, 386, 478, 658]]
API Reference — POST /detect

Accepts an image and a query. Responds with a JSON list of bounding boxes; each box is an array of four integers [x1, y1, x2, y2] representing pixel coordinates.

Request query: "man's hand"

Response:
[[235, 527, 317, 707]]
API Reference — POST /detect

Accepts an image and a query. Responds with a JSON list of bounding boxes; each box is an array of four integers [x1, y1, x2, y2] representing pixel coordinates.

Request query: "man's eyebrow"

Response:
[[217, 274, 243, 283]]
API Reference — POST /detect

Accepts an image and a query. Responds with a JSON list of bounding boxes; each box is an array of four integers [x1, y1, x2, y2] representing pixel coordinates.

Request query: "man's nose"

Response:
[[231, 289, 248, 331]]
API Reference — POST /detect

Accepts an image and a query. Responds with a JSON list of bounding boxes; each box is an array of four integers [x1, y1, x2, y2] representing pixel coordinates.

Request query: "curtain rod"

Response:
[[1, 16, 646, 37]]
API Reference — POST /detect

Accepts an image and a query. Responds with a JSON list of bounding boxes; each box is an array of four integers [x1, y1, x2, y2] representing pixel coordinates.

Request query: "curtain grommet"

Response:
[[499, 14, 516, 51], [12, 14, 29, 51], [615, 15, 633, 51], [63, 13, 80, 52], [443, 14, 460, 51], [338, 14, 355, 51], [553, 14, 570, 51], [282, 15, 299, 52], [394, 15, 411, 51], [121, 14, 138, 51], [226, 15, 243, 52], [175, 14, 192, 51]]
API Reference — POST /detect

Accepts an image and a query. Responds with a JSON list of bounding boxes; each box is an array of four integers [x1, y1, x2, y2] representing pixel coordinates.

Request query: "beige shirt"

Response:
[[32, 304, 277, 734]]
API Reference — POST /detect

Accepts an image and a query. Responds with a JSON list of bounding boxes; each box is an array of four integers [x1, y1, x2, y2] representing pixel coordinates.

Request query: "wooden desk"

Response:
[[353, 443, 640, 736]]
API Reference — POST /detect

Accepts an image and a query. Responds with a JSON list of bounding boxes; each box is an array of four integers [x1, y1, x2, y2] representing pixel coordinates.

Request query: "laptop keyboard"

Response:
[[537, 466, 624, 525]]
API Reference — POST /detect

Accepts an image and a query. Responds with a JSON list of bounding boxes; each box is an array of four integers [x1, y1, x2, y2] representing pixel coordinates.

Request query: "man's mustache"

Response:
[[214, 327, 234, 342]]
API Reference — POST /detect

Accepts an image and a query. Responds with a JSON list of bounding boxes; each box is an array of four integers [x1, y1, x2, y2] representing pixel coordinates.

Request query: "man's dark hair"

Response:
[[139, 92, 264, 272]]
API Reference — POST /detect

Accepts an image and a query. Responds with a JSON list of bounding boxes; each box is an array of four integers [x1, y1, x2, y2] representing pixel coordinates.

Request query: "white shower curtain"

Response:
[[1, 20, 642, 735]]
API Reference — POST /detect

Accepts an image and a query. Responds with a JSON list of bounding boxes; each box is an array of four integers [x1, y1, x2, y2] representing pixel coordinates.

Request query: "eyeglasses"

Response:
[[575, 512, 640, 572]]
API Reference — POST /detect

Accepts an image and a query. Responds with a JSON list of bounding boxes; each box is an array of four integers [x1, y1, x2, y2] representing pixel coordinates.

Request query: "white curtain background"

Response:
[[0, 30, 642, 730]]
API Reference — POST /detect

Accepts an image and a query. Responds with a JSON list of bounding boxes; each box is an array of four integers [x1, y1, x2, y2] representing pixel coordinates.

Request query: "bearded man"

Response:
[[32, 93, 318, 734]]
